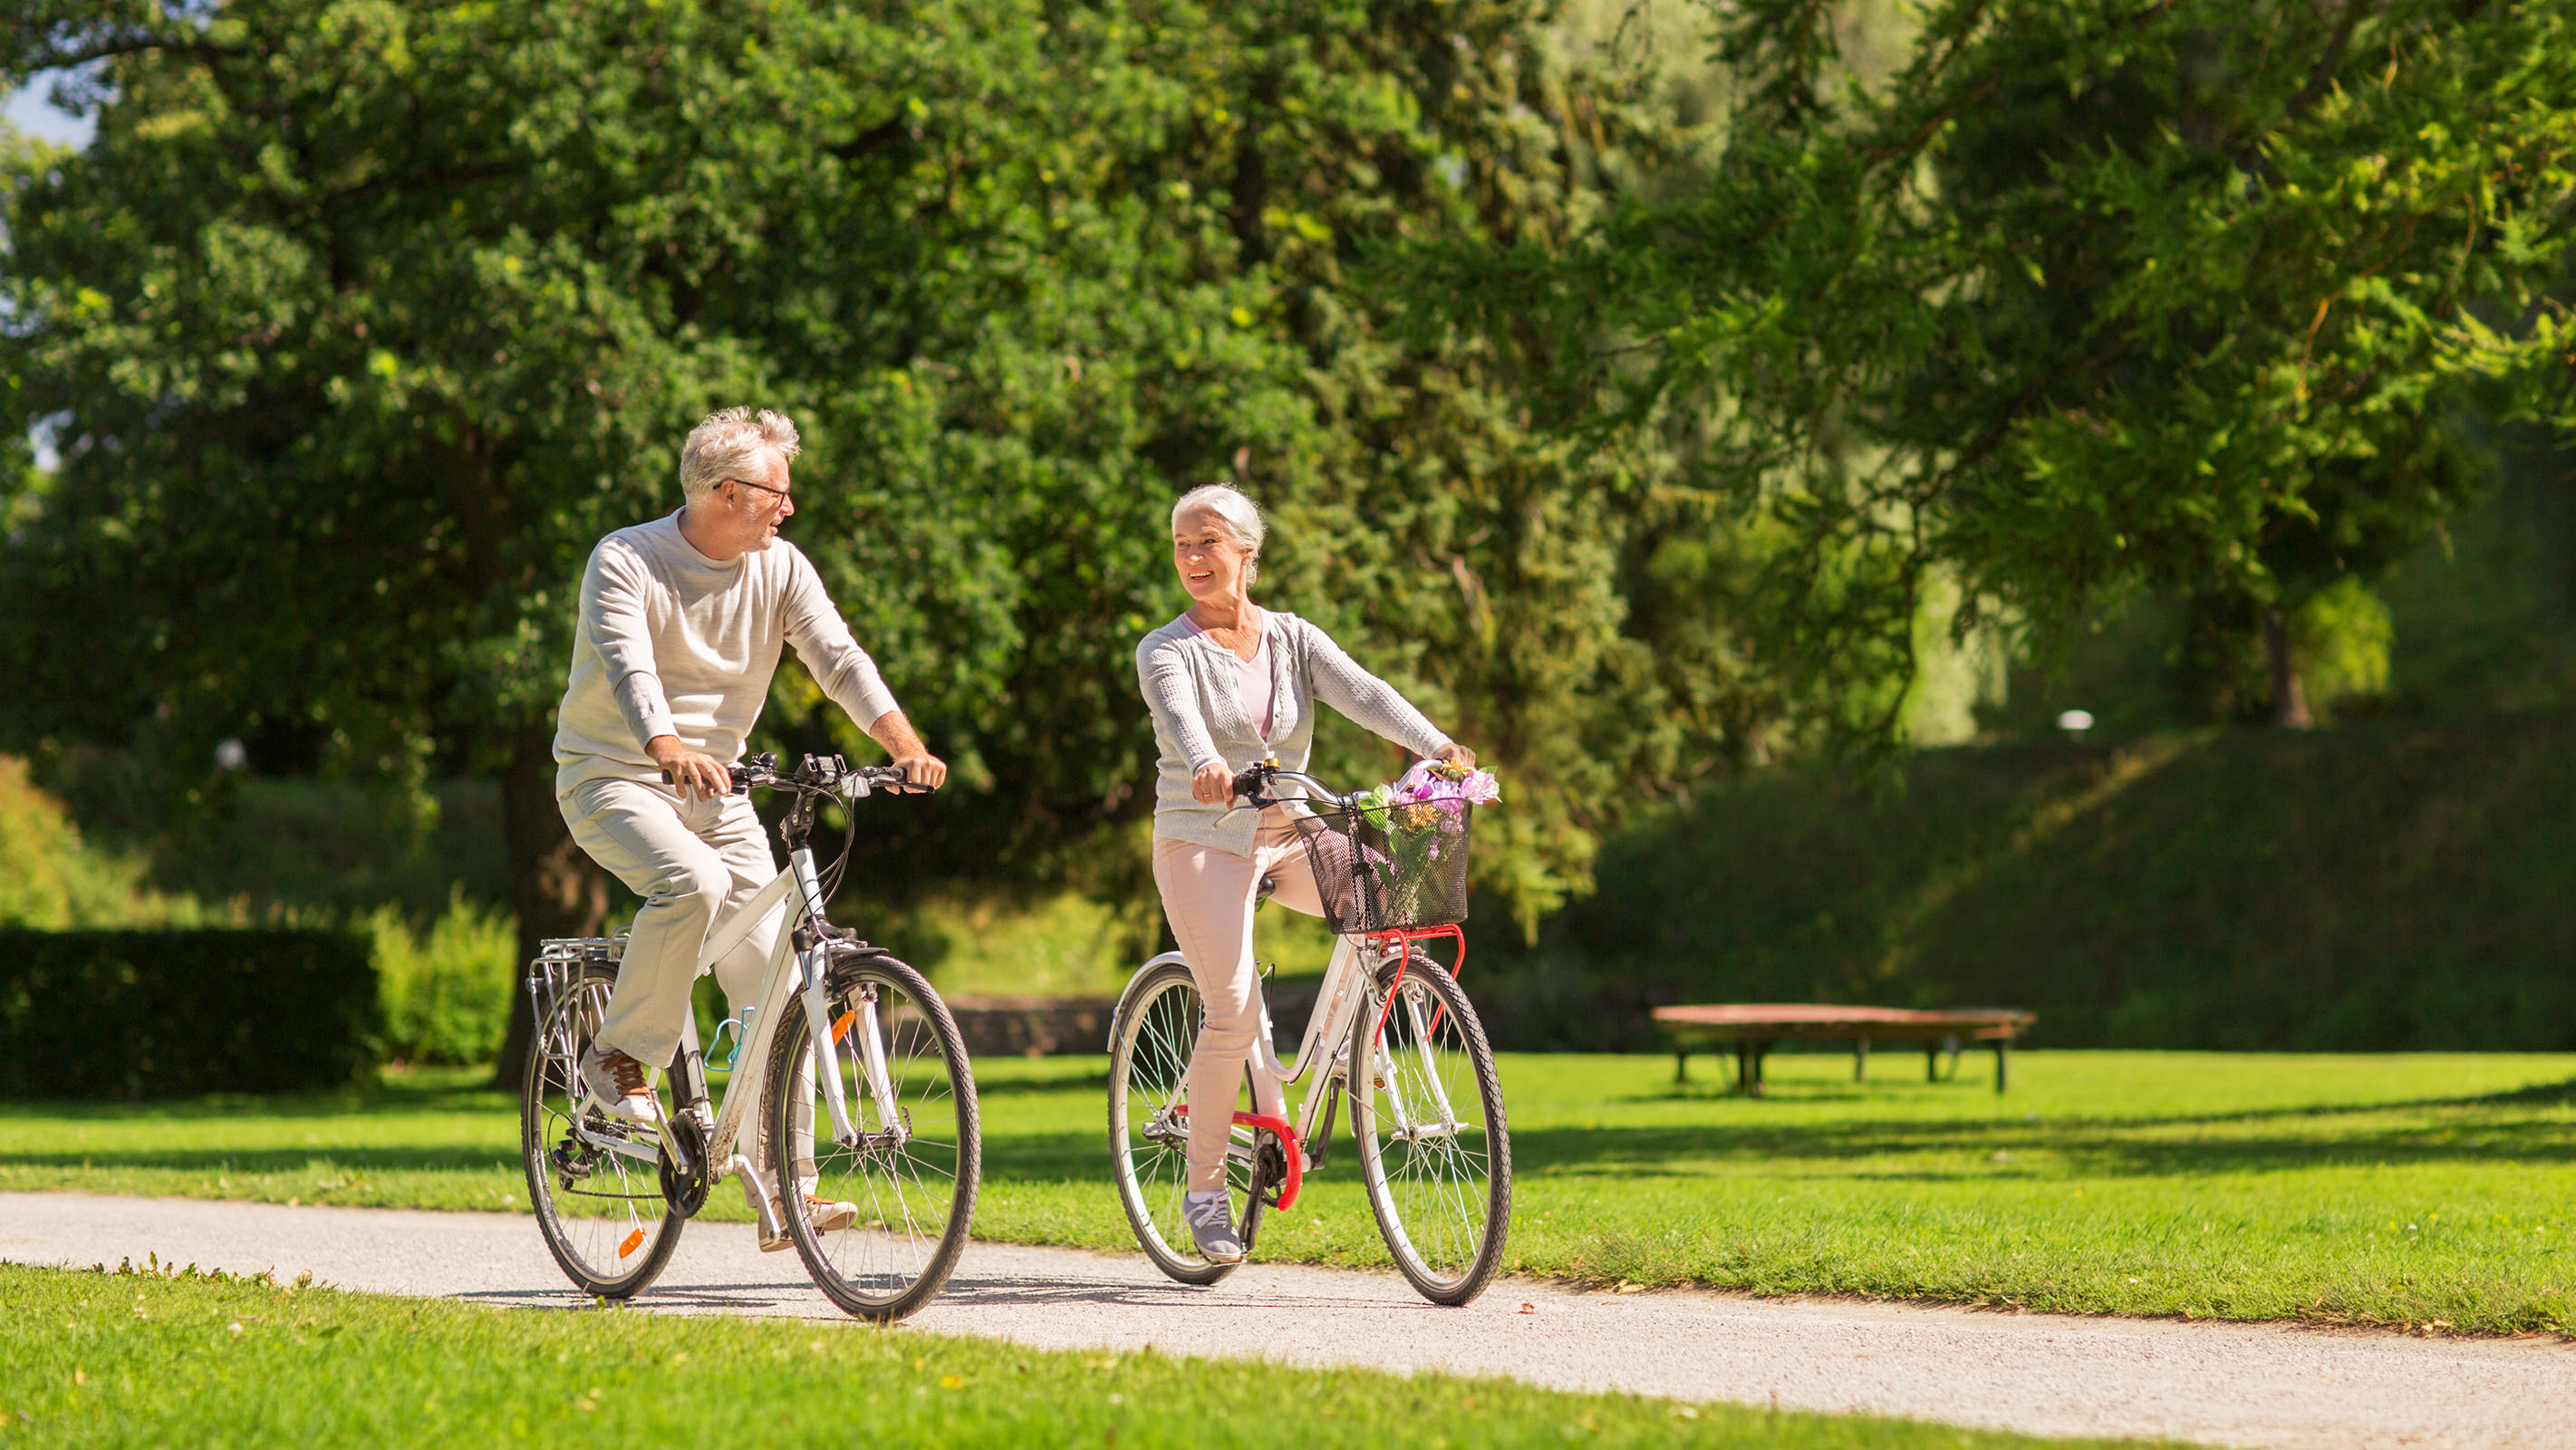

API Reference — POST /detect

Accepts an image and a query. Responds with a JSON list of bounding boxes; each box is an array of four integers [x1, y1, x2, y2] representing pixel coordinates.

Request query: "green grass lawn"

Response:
[[5, 1051, 2573, 1335], [0, 1262, 2148, 1449]]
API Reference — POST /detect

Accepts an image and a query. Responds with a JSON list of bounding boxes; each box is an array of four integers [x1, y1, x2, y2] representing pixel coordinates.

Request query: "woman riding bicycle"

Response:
[[1135, 482, 1475, 1265]]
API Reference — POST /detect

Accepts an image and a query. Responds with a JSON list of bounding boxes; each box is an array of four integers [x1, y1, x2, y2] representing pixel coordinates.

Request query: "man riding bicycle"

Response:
[[553, 405, 947, 1249]]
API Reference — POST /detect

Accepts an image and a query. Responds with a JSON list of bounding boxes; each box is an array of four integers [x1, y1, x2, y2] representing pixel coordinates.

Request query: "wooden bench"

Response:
[[1652, 1004, 2037, 1095]]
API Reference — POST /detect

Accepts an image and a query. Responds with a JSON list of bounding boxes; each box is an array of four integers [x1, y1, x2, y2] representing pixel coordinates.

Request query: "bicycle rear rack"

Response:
[[526, 934, 629, 1012]]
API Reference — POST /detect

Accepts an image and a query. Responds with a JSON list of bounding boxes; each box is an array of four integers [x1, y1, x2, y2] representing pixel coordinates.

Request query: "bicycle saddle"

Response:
[[1255, 874, 1278, 904]]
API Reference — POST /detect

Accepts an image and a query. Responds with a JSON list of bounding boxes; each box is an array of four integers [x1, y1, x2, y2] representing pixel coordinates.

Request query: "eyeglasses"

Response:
[[723, 477, 791, 503]]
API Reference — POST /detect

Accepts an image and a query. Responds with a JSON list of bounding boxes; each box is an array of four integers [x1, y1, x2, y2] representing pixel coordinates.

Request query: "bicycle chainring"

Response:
[[1253, 1136, 1289, 1210], [658, 1113, 711, 1218]]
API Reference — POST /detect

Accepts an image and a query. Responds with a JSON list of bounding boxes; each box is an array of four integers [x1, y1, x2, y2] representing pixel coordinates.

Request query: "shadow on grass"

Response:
[[1617, 1076, 2576, 1133], [1494, 1115, 2576, 1179]]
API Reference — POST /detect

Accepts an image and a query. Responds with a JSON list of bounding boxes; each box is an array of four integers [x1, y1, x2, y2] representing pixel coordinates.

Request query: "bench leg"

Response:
[[1674, 1049, 1689, 1085], [1925, 1042, 1939, 1083], [1994, 1039, 2010, 1094], [1735, 1039, 1755, 1097], [1855, 1036, 1868, 1082]]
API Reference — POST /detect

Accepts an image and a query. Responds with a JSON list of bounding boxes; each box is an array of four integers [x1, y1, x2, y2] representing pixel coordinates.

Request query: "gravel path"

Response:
[[4, 1191, 2571, 1448]]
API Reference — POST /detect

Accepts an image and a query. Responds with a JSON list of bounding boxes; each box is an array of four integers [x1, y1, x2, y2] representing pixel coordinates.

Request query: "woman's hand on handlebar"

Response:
[[647, 735, 730, 800], [1432, 741, 1477, 769], [1192, 760, 1235, 805]]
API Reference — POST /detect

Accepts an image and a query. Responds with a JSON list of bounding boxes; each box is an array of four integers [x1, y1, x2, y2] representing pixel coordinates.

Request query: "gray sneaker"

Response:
[[578, 1042, 658, 1126], [1182, 1189, 1243, 1264]]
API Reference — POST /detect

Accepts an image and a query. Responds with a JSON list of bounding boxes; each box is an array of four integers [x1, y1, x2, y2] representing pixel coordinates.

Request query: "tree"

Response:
[[1435, 0, 2576, 736], [0, 0, 1703, 1093]]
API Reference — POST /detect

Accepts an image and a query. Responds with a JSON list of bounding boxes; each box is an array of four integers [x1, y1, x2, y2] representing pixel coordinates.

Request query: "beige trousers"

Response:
[[560, 777, 784, 1069], [1153, 808, 1328, 1193]]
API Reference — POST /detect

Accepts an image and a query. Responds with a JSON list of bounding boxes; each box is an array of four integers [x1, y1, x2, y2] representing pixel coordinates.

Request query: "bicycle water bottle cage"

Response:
[[709, 1009, 753, 1072]]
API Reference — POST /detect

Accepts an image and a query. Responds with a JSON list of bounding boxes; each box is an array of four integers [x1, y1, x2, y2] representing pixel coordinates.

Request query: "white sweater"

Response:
[[1136, 609, 1451, 856], [552, 511, 899, 798]]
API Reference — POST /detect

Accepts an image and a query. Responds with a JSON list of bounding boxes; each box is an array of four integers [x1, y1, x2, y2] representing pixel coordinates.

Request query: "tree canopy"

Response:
[[1437, 0, 2576, 729], [3, 0, 2570, 1062], [0, 0, 1698, 1068]]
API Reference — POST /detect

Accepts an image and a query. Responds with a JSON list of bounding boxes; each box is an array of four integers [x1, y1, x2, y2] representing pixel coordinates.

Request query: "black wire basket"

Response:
[[1289, 797, 1473, 935]]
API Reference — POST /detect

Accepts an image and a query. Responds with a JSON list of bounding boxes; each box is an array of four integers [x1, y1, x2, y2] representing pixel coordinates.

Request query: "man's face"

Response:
[[728, 450, 795, 550]]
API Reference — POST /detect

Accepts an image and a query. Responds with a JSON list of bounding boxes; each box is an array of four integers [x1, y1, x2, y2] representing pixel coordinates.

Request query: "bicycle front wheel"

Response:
[[521, 963, 685, 1298], [1106, 961, 1270, 1285], [764, 949, 979, 1321], [1349, 952, 1511, 1306]]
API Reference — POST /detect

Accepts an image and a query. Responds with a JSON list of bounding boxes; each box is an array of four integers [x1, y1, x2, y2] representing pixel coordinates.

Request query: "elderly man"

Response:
[[554, 406, 945, 1245]]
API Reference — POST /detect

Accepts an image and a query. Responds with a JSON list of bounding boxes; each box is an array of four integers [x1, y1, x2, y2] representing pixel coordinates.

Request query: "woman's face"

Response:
[[1172, 507, 1250, 606]]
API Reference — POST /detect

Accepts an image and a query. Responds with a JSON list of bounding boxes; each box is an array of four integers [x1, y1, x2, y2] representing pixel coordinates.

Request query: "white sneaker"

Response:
[[757, 1195, 862, 1252], [578, 1043, 658, 1126]]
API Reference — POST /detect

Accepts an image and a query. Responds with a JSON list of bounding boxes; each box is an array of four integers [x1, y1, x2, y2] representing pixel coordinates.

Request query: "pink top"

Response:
[[1182, 609, 1275, 741]]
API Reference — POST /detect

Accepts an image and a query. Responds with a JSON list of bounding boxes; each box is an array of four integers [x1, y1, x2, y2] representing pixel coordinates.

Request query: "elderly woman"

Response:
[[1135, 483, 1475, 1263]]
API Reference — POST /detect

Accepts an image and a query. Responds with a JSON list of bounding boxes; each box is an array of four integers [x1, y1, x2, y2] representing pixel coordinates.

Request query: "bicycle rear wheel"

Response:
[[765, 948, 979, 1321], [1349, 952, 1510, 1306], [521, 963, 685, 1298], [1106, 961, 1269, 1285]]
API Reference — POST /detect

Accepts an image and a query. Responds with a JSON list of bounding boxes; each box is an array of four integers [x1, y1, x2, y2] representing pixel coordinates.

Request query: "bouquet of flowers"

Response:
[[1349, 759, 1500, 894]]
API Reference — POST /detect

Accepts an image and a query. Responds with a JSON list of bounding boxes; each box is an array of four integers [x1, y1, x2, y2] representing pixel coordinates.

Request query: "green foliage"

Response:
[[0, 758, 143, 929], [0, 0, 1714, 938], [0, 928, 377, 1097], [1477, 714, 2576, 1051], [368, 894, 514, 1067], [1436, 0, 2576, 734]]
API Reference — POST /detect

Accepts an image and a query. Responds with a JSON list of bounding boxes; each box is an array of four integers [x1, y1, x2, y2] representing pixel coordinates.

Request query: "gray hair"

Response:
[[1171, 482, 1266, 583], [680, 407, 803, 506]]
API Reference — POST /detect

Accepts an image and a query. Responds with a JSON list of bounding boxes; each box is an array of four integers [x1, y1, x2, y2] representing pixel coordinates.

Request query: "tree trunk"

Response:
[[491, 728, 609, 1088], [2262, 605, 2314, 729]]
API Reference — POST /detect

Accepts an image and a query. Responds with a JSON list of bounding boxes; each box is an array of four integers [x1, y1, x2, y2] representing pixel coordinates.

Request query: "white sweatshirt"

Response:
[[552, 510, 899, 798]]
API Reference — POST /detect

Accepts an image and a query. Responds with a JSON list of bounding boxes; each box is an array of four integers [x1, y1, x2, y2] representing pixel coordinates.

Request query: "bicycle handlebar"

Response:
[[1227, 759, 1444, 811], [661, 751, 936, 799]]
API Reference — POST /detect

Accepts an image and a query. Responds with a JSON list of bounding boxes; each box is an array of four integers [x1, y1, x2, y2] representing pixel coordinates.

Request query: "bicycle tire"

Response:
[[1349, 951, 1510, 1306], [521, 962, 686, 1298], [1106, 962, 1269, 1285], [765, 948, 980, 1321]]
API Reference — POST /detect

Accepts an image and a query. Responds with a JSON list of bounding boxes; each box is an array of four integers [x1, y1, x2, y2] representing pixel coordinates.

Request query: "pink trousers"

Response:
[[1152, 808, 1328, 1193]]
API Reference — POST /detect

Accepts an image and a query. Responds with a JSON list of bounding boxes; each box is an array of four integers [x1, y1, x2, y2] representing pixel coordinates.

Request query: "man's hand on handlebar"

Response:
[[647, 735, 730, 800], [888, 751, 947, 791], [865, 710, 948, 792]]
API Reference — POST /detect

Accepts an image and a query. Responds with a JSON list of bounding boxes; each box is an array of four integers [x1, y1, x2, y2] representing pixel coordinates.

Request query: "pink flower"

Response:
[[1391, 762, 1499, 808]]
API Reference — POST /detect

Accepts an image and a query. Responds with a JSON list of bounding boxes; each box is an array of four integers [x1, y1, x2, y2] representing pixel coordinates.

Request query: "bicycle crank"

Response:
[[658, 1114, 711, 1217]]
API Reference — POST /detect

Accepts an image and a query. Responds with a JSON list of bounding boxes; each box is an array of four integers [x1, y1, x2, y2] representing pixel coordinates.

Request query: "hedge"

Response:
[[0, 930, 378, 1097]]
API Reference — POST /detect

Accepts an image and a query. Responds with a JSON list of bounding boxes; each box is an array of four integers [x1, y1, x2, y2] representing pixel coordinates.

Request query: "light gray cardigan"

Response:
[[1137, 610, 1452, 856]]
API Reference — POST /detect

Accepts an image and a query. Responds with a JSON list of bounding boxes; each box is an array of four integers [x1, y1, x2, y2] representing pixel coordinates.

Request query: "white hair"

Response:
[[680, 407, 802, 506], [1171, 482, 1266, 583]]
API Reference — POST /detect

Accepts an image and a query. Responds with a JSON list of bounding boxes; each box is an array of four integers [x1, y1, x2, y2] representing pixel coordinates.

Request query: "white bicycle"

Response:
[[1105, 760, 1511, 1306], [520, 753, 979, 1320]]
